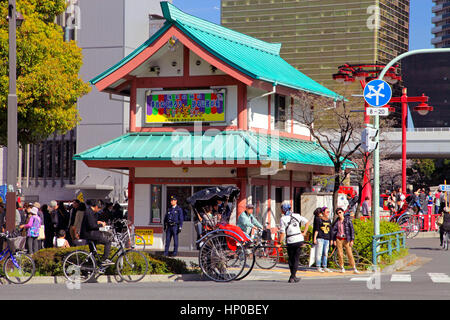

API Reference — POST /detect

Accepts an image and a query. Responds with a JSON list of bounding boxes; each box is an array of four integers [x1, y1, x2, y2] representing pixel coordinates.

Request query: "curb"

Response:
[[381, 254, 418, 274], [2, 273, 204, 285]]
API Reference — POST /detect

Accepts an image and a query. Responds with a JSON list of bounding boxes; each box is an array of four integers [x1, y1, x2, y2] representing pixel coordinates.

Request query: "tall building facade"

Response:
[[1, 0, 170, 205], [432, 0, 450, 48], [221, 0, 410, 91]]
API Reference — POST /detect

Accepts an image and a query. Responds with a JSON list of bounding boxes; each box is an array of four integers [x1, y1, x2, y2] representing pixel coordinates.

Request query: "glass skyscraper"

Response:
[[221, 0, 410, 91], [432, 0, 450, 48]]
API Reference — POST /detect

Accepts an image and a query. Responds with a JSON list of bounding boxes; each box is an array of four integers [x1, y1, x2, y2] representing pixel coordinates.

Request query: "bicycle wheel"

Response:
[[234, 247, 255, 281], [199, 233, 247, 282], [131, 234, 146, 251], [63, 250, 96, 284], [116, 249, 149, 282], [3, 252, 35, 284], [398, 214, 419, 239], [254, 246, 279, 269]]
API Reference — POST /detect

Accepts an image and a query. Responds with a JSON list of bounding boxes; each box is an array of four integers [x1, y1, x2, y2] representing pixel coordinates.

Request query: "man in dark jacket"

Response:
[[80, 199, 112, 265]]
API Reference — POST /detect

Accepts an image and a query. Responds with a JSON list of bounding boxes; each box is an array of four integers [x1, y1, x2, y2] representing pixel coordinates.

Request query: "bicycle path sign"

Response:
[[364, 79, 392, 107]]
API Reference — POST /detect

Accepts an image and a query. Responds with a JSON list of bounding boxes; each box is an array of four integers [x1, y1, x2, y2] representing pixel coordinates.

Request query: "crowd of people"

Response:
[[0, 199, 126, 255], [385, 187, 446, 216]]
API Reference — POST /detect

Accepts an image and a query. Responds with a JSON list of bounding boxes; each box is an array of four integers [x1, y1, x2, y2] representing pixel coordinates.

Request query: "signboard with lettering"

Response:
[[146, 90, 226, 123], [135, 229, 154, 246]]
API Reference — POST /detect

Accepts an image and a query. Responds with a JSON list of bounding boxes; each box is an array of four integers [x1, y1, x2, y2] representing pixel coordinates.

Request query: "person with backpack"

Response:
[[277, 201, 310, 283], [20, 207, 41, 254]]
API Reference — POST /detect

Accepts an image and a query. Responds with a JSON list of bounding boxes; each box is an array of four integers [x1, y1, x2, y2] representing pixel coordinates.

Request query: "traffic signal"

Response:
[[361, 127, 378, 153]]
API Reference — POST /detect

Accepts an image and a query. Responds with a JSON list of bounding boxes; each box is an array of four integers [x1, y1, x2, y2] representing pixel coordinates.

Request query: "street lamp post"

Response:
[[387, 89, 433, 193], [6, 0, 23, 232]]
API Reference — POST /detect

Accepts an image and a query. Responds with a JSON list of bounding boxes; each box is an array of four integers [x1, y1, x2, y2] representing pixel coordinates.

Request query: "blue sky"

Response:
[[172, 0, 434, 50]]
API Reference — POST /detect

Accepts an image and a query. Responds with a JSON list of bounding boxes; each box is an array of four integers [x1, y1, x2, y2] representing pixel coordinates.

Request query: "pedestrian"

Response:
[[20, 207, 41, 254], [163, 195, 184, 257], [98, 202, 114, 224], [313, 206, 332, 273], [70, 201, 86, 244], [277, 201, 310, 283], [419, 188, 427, 213], [237, 203, 263, 238], [439, 207, 450, 247], [397, 187, 406, 212], [361, 196, 370, 217], [331, 207, 359, 274], [435, 190, 441, 215], [54, 229, 70, 248], [112, 203, 124, 220], [33, 202, 45, 249]]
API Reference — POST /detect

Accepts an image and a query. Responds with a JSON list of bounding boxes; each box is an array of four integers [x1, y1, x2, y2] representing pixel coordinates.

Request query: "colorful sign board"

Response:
[[135, 228, 154, 246], [146, 90, 226, 123]]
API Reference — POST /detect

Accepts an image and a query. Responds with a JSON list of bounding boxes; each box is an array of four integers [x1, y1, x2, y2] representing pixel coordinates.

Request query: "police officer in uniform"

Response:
[[164, 195, 184, 257]]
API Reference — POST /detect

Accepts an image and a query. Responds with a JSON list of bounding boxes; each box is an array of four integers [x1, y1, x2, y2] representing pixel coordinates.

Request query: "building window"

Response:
[[274, 94, 286, 130], [150, 185, 162, 224]]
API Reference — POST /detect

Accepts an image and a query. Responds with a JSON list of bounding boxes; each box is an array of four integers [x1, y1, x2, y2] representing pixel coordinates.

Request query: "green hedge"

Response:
[[353, 219, 407, 266], [31, 246, 191, 276]]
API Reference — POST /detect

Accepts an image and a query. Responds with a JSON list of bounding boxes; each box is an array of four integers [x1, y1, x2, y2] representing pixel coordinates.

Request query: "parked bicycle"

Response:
[[111, 219, 146, 251], [0, 232, 35, 284], [62, 226, 148, 284]]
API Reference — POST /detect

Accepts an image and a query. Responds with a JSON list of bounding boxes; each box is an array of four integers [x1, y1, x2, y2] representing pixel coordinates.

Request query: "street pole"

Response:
[[374, 48, 450, 237], [401, 89, 407, 194], [6, 0, 18, 232]]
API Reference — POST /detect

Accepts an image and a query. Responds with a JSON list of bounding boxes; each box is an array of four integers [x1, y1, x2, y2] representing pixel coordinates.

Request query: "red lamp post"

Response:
[[332, 64, 401, 206], [387, 88, 433, 193]]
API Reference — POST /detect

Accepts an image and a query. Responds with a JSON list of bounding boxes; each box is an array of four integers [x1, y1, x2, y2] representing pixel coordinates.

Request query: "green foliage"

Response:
[[0, 0, 90, 147], [353, 219, 407, 265], [31, 247, 191, 276]]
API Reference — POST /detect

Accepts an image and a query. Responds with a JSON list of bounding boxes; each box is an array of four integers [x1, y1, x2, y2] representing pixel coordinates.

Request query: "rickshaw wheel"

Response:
[[198, 232, 247, 282]]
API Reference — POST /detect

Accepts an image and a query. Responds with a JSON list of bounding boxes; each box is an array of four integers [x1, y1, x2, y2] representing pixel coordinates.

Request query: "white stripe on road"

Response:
[[390, 274, 411, 282], [428, 273, 450, 283]]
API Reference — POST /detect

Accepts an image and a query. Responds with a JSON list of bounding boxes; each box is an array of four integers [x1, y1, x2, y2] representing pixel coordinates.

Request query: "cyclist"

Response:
[[237, 204, 263, 239], [80, 199, 113, 265]]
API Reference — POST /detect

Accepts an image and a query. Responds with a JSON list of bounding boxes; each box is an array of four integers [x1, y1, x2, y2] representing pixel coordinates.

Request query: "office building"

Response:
[[221, 0, 410, 92], [432, 0, 450, 48]]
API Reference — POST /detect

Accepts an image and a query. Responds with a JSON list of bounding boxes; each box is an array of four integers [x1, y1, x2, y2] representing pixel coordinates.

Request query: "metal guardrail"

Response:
[[388, 127, 450, 133], [372, 231, 406, 266]]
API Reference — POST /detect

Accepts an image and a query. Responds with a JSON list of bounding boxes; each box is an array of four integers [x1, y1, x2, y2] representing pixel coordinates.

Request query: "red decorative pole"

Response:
[[389, 88, 433, 192]]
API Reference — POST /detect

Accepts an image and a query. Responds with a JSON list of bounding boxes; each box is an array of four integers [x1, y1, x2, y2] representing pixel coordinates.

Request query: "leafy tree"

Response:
[[0, 0, 90, 147]]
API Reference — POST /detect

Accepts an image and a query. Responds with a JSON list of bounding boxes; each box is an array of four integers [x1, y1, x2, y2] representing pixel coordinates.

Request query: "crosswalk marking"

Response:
[[428, 273, 450, 283], [390, 274, 411, 282]]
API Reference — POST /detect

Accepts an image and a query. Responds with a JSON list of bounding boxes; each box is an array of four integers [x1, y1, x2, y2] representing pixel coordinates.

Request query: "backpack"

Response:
[[285, 215, 302, 239], [29, 216, 41, 238]]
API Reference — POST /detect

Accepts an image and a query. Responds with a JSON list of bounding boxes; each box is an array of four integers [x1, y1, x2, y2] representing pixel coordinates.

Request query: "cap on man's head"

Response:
[[246, 204, 254, 209], [170, 195, 177, 201]]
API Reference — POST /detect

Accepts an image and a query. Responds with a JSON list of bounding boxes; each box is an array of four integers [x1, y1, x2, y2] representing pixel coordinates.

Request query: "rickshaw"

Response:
[[187, 186, 251, 282], [188, 186, 279, 282]]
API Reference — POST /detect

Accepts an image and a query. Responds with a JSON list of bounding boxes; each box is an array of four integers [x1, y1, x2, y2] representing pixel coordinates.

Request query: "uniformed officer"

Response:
[[164, 195, 184, 257]]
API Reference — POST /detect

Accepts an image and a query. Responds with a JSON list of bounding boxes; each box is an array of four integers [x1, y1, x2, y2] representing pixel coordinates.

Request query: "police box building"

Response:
[[74, 2, 344, 251]]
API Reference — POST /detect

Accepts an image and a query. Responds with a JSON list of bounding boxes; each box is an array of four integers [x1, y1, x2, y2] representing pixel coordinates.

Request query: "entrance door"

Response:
[[166, 186, 192, 251]]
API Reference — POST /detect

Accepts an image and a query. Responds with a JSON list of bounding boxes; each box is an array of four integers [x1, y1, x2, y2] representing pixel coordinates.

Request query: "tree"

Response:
[[0, 0, 90, 147], [292, 91, 362, 211]]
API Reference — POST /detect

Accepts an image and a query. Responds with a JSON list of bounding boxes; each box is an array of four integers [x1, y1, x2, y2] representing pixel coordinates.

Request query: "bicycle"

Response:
[[0, 232, 35, 284], [62, 228, 149, 284], [111, 219, 146, 251], [234, 229, 280, 281]]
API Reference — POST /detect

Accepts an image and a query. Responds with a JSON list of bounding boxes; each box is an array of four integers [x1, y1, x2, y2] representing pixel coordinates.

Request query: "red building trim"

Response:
[[128, 168, 135, 224], [134, 125, 239, 132], [82, 160, 261, 169], [136, 75, 240, 89], [130, 78, 137, 132], [237, 82, 248, 130], [183, 45, 190, 78], [134, 177, 238, 185], [267, 95, 271, 133]]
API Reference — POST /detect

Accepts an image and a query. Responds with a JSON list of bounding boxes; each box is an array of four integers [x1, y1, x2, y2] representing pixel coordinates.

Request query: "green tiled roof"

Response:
[[90, 2, 342, 100], [74, 131, 355, 169]]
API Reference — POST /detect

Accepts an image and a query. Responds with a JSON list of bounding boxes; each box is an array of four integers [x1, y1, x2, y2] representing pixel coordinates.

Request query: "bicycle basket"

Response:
[[7, 236, 26, 252]]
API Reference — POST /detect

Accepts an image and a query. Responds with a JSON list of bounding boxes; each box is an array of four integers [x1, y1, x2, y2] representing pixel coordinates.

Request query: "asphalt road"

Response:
[[0, 237, 448, 303]]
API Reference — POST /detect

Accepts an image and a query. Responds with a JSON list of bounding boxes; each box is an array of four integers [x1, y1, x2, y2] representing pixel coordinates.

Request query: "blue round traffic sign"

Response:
[[363, 79, 392, 107]]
